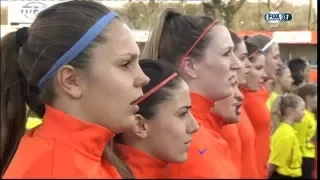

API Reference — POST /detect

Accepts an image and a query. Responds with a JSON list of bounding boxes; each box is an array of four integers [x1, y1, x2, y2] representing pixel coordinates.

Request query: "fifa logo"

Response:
[[264, 11, 292, 24], [21, 2, 47, 20]]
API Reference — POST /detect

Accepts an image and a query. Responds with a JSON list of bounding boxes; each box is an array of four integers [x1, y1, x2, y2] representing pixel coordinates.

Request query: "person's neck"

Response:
[[263, 79, 273, 92], [127, 140, 154, 158], [306, 105, 313, 112], [273, 84, 283, 94], [53, 99, 94, 125], [188, 81, 207, 97], [283, 115, 295, 125]]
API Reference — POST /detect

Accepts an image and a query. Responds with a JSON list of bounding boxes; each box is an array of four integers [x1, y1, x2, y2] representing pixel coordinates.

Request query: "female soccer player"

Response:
[[142, 8, 239, 178], [1, 1, 149, 178], [241, 38, 270, 178], [113, 59, 199, 178]]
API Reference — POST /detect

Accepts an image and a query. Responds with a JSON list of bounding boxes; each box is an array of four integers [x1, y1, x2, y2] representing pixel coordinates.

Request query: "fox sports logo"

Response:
[[264, 11, 284, 24]]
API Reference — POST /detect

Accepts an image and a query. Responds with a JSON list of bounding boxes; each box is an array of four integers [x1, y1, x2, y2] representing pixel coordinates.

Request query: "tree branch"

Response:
[[268, 0, 284, 11], [274, 0, 285, 10], [231, 0, 246, 13], [202, 2, 214, 16]]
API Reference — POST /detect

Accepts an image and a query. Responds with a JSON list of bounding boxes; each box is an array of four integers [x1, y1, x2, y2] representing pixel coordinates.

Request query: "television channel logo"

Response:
[[264, 11, 292, 24]]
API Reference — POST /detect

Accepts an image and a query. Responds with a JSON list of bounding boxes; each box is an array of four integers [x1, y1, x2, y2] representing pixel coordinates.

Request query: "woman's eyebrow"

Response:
[[178, 105, 192, 110], [118, 52, 139, 59]]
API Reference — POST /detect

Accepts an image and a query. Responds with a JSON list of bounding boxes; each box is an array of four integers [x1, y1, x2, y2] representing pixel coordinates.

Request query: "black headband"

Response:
[[16, 27, 29, 48]]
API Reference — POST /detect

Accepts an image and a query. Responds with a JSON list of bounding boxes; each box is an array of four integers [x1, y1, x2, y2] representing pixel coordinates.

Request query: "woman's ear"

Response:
[[132, 114, 149, 139], [182, 57, 197, 78], [56, 65, 82, 98]]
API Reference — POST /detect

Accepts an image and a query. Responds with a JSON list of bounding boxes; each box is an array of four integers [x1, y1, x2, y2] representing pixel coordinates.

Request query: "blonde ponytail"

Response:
[[141, 8, 180, 59], [270, 96, 282, 134], [104, 138, 135, 179]]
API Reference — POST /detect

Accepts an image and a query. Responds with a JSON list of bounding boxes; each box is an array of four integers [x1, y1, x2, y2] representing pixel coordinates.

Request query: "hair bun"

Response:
[[16, 27, 29, 48]]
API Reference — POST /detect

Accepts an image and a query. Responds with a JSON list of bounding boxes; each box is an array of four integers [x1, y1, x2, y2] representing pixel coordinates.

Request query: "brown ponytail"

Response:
[[104, 138, 135, 179], [0, 32, 28, 176], [270, 96, 282, 134]]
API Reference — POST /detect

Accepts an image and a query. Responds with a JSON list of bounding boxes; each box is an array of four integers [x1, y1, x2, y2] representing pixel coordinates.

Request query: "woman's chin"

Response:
[[172, 153, 188, 163]]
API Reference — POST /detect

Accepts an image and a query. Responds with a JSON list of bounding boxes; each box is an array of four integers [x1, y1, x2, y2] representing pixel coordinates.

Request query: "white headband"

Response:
[[261, 38, 275, 52]]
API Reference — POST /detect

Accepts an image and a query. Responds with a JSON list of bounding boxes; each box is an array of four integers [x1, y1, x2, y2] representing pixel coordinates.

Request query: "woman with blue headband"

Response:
[[1, 0, 149, 178]]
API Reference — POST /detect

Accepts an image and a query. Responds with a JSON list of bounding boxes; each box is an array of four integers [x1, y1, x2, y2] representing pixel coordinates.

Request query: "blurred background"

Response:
[[1, 0, 317, 81]]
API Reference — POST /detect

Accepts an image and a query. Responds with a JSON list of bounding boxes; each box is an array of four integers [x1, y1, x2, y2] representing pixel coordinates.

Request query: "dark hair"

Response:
[[141, 8, 219, 66], [243, 37, 262, 63], [229, 30, 242, 50], [244, 34, 273, 53], [0, 0, 131, 177], [288, 58, 308, 86], [137, 59, 183, 118], [296, 83, 317, 101]]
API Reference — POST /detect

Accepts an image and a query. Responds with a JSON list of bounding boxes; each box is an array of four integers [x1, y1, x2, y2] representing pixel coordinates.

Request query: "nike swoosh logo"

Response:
[[199, 148, 207, 155]]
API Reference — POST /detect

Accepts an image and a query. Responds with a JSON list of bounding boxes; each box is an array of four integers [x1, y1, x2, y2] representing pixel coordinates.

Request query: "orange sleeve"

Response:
[[237, 107, 260, 178], [220, 124, 242, 174], [243, 91, 271, 178], [168, 125, 239, 178]]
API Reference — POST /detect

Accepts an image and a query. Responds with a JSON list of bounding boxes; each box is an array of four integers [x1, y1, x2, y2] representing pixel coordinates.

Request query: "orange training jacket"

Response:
[[167, 92, 239, 178], [3, 105, 121, 178], [237, 106, 260, 178], [257, 85, 270, 103], [208, 113, 242, 176], [116, 144, 169, 178], [241, 87, 271, 178]]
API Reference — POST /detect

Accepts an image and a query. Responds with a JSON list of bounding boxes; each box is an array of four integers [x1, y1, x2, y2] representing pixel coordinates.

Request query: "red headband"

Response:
[[134, 73, 178, 105], [177, 20, 218, 68]]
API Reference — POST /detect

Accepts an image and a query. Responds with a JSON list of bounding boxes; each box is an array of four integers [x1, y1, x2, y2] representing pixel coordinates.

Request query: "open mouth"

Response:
[[234, 103, 242, 115]]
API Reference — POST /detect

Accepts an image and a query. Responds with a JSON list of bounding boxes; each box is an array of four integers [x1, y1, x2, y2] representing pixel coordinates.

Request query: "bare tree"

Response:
[[267, 0, 285, 11], [115, 1, 203, 29], [202, 0, 246, 29], [307, 0, 313, 29]]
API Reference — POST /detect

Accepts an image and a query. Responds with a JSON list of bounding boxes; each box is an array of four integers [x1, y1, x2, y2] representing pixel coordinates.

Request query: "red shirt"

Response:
[[241, 87, 271, 178], [168, 92, 239, 178], [4, 106, 121, 178], [237, 106, 260, 178]]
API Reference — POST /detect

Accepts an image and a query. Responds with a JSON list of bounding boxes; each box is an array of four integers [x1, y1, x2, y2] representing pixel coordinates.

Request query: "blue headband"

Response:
[[37, 12, 118, 89]]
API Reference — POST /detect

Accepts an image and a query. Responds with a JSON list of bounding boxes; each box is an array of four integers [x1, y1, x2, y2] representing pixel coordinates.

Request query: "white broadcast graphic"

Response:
[[21, 2, 47, 20], [264, 11, 293, 24], [7, 1, 59, 25]]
